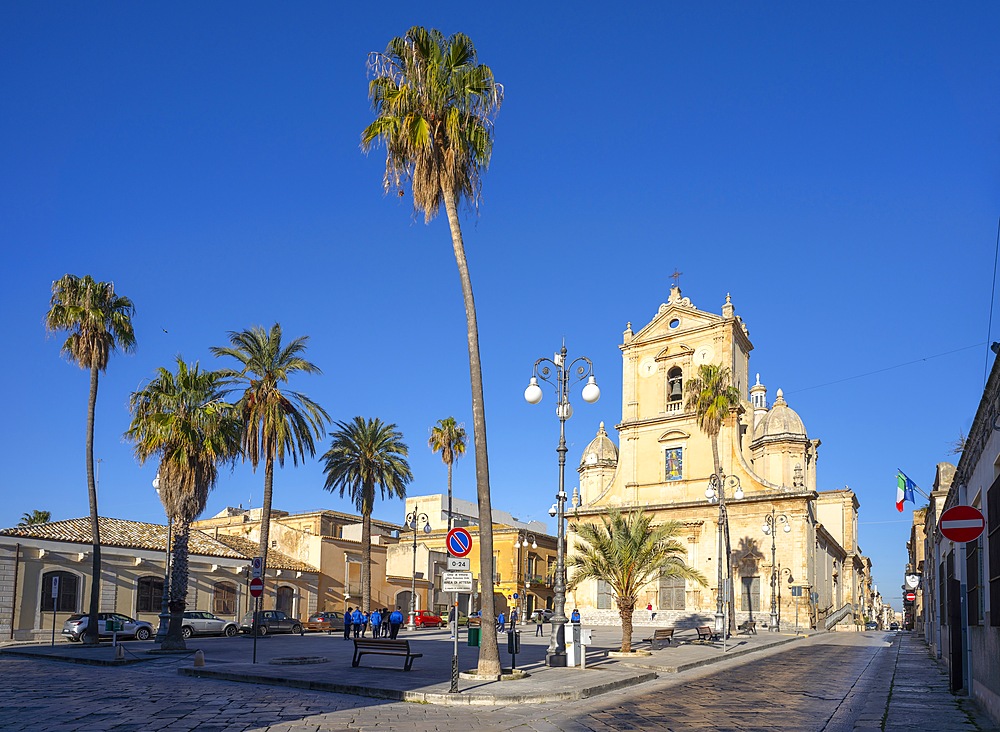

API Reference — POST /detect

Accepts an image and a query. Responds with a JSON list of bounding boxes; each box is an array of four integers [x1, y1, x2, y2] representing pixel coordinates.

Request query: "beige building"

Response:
[[570, 285, 868, 630], [0, 516, 317, 642]]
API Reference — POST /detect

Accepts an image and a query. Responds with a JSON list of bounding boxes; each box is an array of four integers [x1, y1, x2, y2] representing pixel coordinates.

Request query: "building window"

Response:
[[741, 576, 761, 613], [597, 579, 614, 610], [658, 573, 686, 611], [665, 447, 683, 481], [136, 576, 164, 614], [213, 582, 237, 616], [989, 476, 1000, 627], [667, 367, 683, 402], [967, 535, 983, 627], [40, 571, 78, 613]]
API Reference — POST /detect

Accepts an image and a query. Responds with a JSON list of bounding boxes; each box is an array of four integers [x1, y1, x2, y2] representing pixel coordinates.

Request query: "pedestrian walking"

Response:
[[647, 602, 656, 621], [344, 607, 353, 640], [389, 607, 404, 639], [534, 611, 544, 636], [383, 609, 391, 637], [448, 605, 457, 639], [497, 611, 506, 633], [510, 607, 518, 626]]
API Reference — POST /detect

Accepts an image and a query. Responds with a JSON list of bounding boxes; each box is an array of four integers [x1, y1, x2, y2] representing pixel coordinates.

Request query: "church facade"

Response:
[[569, 286, 869, 631]]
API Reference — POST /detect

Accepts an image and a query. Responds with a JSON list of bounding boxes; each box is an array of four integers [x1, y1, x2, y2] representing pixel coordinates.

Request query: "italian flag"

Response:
[[896, 471, 916, 512]]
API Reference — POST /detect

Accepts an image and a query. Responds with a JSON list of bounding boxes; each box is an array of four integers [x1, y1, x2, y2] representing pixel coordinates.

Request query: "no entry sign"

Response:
[[446, 527, 473, 557], [905, 591, 916, 602], [249, 577, 264, 597], [939, 505, 986, 544]]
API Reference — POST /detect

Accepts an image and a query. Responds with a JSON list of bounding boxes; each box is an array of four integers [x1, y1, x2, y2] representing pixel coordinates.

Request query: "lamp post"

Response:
[[705, 473, 743, 635], [517, 532, 537, 619], [406, 507, 431, 631], [153, 474, 173, 645], [780, 566, 795, 629], [762, 508, 790, 631], [525, 343, 600, 667]]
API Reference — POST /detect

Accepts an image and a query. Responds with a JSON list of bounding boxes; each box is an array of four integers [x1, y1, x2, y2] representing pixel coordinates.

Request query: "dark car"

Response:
[[305, 611, 345, 633], [181, 611, 239, 639], [239, 610, 303, 636], [864, 621, 879, 631], [890, 621, 900, 631]]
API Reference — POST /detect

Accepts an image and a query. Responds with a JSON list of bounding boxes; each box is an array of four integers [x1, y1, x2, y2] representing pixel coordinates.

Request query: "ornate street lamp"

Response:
[[762, 508, 791, 631], [525, 343, 600, 667], [406, 507, 431, 631], [153, 474, 173, 645], [705, 473, 743, 635]]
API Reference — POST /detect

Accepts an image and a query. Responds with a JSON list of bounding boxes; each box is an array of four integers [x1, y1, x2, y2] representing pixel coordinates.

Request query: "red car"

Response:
[[411, 610, 445, 628]]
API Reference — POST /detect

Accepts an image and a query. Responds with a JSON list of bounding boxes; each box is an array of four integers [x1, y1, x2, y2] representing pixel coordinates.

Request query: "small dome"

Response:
[[752, 388, 807, 441], [580, 422, 618, 468]]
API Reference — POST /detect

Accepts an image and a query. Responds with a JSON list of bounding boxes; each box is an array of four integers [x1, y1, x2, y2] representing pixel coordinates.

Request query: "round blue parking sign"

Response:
[[446, 527, 473, 557]]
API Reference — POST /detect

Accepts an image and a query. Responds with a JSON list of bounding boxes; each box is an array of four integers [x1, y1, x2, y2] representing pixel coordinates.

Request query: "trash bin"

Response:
[[567, 624, 582, 666], [468, 626, 481, 647], [506, 629, 520, 655]]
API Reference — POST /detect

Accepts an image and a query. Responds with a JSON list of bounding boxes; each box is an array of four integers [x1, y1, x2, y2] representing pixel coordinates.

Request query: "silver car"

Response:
[[62, 612, 154, 642], [181, 611, 239, 639]]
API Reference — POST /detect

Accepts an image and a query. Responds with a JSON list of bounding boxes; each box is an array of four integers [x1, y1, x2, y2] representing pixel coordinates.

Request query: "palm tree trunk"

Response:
[[447, 461, 453, 531], [619, 602, 634, 653], [361, 501, 372, 613], [258, 455, 275, 581], [443, 190, 499, 676], [83, 365, 102, 646], [163, 518, 190, 650]]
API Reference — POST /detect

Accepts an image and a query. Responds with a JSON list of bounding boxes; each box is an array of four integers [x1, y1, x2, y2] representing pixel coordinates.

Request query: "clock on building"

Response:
[[694, 346, 714, 365], [639, 358, 657, 378]]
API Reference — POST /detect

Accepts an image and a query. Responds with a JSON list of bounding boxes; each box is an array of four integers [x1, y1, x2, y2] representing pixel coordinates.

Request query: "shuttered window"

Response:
[[659, 574, 686, 611], [597, 579, 614, 610], [989, 476, 1000, 626], [136, 576, 163, 614]]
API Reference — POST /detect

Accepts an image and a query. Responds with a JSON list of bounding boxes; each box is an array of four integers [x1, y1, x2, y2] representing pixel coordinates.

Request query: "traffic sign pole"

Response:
[[444, 527, 473, 694]]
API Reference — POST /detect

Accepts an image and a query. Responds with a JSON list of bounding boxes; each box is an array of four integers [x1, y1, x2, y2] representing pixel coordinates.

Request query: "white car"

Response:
[[62, 612, 154, 642], [182, 611, 239, 639]]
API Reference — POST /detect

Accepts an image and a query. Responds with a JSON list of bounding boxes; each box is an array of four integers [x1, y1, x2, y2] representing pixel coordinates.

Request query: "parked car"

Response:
[[530, 609, 555, 624], [864, 621, 879, 631], [890, 622, 900, 631], [62, 612, 154, 642], [181, 611, 239, 639], [411, 610, 445, 628], [305, 611, 345, 633], [239, 610, 303, 636]]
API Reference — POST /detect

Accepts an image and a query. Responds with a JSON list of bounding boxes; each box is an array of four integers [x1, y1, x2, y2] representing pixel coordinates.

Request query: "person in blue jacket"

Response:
[[344, 607, 353, 640], [389, 607, 404, 639], [571, 608, 581, 624], [369, 607, 382, 637], [352, 608, 364, 638], [497, 611, 506, 633]]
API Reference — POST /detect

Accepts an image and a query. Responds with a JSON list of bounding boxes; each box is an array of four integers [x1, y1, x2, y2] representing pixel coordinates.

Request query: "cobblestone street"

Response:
[[2, 632, 995, 731]]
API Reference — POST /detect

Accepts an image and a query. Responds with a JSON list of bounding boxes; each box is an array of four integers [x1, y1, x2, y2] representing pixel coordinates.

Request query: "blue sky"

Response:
[[2, 3, 998, 609]]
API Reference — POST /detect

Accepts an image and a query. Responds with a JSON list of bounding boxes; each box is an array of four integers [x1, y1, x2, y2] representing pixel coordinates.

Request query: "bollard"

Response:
[[114, 644, 124, 661], [194, 650, 205, 667], [580, 644, 587, 669]]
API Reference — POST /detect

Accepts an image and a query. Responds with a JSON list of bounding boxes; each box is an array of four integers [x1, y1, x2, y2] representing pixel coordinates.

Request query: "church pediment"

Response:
[[657, 429, 690, 442], [632, 302, 723, 344]]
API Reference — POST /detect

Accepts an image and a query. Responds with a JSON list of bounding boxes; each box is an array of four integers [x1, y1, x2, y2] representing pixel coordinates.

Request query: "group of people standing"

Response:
[[343, 607, 405, 640]]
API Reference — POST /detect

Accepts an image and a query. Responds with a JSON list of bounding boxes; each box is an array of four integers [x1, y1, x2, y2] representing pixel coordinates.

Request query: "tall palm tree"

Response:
[[428, 417, 467, 530], [19, 510, 51, 526], [322, 417, 412, 612], [685, 362, 743, 633], [568, 510, 706, 653], [362, 25, 504, 675], [211, 324, 329, 578], [45, 274, 135, 645], [125, 358, 241, 649]]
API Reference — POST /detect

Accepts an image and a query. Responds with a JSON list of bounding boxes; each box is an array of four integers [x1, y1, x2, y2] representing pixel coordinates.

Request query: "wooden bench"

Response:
[[696, 625, 720, 642], [642, 628, 675, 649], [737, 620, 757, 636], [352, 638, 423, 671]]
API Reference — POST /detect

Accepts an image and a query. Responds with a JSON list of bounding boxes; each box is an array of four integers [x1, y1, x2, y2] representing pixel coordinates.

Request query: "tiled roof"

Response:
[[0, 517, 316, 573]]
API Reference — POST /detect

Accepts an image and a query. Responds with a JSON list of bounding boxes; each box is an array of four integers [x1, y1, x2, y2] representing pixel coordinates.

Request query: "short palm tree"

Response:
[[211, 324, 329, 577], [46, 274, 135, 645], [362, 26, 504, 676], [428, 417, 467, 530], [568, 510, 706, 653], [125, 358, 241, 649], [19, 510, 51, 526], [322, 417, 412, 612], [685, 363, 743, 633]]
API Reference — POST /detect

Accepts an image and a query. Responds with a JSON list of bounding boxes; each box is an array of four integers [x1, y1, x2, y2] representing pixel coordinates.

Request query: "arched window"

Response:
[[276, 586, 294, 616], [41, 571, 79, 613], [667, 367, 683, 402], [213, 582, 237, 616], [136, 576, 164, 614]]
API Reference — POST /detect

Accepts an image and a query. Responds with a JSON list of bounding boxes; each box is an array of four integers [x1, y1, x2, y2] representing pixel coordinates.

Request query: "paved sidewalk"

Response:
[[0, 623, 816, 705]]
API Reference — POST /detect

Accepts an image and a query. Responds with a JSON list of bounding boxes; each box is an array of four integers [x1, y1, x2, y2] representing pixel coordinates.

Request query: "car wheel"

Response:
[[181, 626, 193, 640], [67, 635, 81, 643], [224, 625, 238, 637], [257, 625, 268, 636], [291, 624, 302, 635], [135, 627, 152, 641], [440, 621, 446, 628]]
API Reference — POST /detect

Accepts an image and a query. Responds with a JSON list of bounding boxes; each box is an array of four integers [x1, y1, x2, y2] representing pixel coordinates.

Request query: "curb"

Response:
[[0, 647, 155, 666], [177, 666, 657, 705], [619, 633, 808, 674]]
